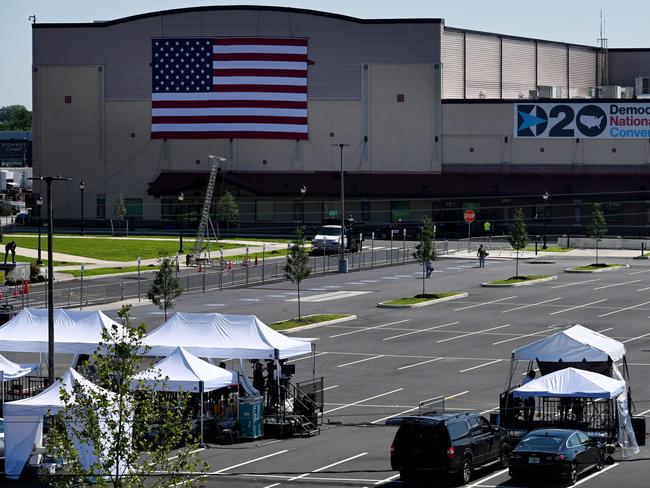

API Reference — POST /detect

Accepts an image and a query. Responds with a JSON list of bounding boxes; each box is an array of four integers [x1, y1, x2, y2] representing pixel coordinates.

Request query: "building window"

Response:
[[604, 202, 623, 223], [293, 201, 304, 222], [96, 194, 105, 219], [361, 201, 371, 222], [256, 201, 274, 221], [391, 201, 410, 222], [125, 198, 143, 220]]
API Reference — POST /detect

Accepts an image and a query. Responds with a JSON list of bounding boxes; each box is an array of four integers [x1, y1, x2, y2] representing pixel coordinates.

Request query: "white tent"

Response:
[[143, 312, 313, 360], [512, 324, 625, 362], [512, 367, 626, 399], [132, 346, 237, 392], [3, 368, 116, 479], [1, 354, 39, 405], [0, 308, 124, 354]]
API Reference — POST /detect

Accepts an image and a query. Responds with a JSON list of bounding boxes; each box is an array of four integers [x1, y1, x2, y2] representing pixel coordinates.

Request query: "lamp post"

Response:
[[177, 191, 185, 254], [542, 190, 549, 249], [79, 180, 85, 236], [28, 175, 71, 386], [36, 196, 43, 265], [332, 143, 351, 273], [300, 184, 307, 228]]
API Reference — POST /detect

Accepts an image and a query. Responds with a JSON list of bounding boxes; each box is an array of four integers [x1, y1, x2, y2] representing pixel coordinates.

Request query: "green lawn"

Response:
[[383, 292, 462, 305], [524, 246, 572, 252], [488, 275, 551, 284], [65, 264, 159, 278], [572, 264, 625, 271], [12, 255, 72, 267], [9, 237, 242, 261], [270, 314, 351, 331]]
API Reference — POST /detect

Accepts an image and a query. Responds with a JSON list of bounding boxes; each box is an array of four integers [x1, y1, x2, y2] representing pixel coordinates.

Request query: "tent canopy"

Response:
[[0, 308, 124, 354], [143, 312, 313, 360], [512, 367, 626, 399], [512, 324, 625, 363], [132, 346, 238, 392], [0, 354, 38, 380]]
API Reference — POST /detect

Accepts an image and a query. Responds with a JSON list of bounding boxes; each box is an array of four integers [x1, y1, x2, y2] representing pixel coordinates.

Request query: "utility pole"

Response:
[[332, 143, 351, 273]]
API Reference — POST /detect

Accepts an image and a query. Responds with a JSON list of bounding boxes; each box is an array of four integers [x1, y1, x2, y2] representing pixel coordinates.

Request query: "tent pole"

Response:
[[199, 380, 205, 448], [311, 342, 316, 383]]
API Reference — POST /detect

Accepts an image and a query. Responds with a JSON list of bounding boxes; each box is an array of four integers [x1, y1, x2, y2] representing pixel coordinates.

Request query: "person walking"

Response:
[[477, 244, 488, 268], [425, 259, 433, 278]]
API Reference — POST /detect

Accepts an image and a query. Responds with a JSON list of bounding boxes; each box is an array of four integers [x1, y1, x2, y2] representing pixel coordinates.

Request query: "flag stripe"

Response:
[[152, 115, 308, 125], [153, 108, 307, 117], [152, 123, 307, 132], [213, 38, 308, 46], [212, 69, 307, 78], [152, 131, 308, 140], [213, 61, 307, 70], [213, 53, 307, 62], [212, 76, 307, 86], [214, 84, 307, 93], [152, 99, 307, 109], [213, 45, 307, 55]]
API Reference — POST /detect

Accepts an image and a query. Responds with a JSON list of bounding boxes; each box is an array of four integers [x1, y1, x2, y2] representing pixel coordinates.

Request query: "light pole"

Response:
[[36, 196, 43, 265], [542, 190, 549, 249], [79, 180, 85, 236], [300, 184, 307, 228], [332, 143, 351, 273], [28, 175, 71, 386], [177, 191, 185, 254]]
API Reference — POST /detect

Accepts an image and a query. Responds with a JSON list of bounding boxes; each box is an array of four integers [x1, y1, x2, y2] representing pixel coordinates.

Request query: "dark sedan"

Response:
[[509, 429, 604, 485]]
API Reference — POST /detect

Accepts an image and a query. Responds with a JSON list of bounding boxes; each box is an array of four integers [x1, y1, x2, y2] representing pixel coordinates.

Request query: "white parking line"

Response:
[[263, 484, 281, 488], [371, 391, 469, 424], [598, 300, 650, 317], [338, 355, 385, 368], [454, 296, 517, 311], [437, 324, 511, 343], [288, 352, 328, 362], [374, 473, 400, 485], [593, 279, 642, 290], [459, 359, 504, 373], [287, 452, 368, 481], [383, 321, 459, 341], [549, 299, 607, 315], [623, 331, 650, 343], [289, 290, 372, 302], [324, 388, 403, 414], [397, 357, 443, 370], [330, 319, 410, 338], [629, 269, 650, 275], [211, 450, 289, 474], [637, 286, 650, 292], [502, 297, 562, 313], [550, 278, 601, 289], [637, 407, 650, 416], [492, 330, 549, 345], [573, 462, 619, 486], [466, 468, 509, 488]]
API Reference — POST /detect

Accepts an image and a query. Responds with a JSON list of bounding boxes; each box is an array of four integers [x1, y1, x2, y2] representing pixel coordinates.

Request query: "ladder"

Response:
[[191, 156, 224, 264]]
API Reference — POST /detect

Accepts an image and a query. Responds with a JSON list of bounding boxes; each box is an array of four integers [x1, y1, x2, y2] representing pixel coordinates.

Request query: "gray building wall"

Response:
[[608, 49, 650, 87]]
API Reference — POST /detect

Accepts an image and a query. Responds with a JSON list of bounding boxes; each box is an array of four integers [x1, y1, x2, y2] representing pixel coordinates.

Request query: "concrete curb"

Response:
[[527, 260, 556, 264], [481, 276, 558, 287], [377, 292, 469, 309], [564, 264, 630, 273], [279, 314, 357, 333], [633, 256, 649, 260]]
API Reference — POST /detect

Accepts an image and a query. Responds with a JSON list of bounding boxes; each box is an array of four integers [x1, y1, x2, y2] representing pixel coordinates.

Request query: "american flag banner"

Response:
[[151, 37, 308, 139]]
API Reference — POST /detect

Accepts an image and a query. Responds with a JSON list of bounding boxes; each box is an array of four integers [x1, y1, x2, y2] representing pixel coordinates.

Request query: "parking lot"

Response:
[[69, 253, 650, 486]]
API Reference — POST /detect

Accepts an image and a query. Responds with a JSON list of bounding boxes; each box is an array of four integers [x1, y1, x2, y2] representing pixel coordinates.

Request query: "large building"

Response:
[[31, 5, 650, 235]]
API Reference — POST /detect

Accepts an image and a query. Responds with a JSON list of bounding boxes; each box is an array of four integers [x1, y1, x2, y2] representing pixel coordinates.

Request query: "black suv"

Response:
[[387, 412, 510, 485]]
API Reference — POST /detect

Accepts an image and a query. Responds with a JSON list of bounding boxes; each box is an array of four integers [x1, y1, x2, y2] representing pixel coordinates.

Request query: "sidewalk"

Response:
[[446, 248, 645, 260]]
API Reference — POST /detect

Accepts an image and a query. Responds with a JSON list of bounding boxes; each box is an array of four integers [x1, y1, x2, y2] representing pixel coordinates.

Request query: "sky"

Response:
[[3, 0, 650, 109]]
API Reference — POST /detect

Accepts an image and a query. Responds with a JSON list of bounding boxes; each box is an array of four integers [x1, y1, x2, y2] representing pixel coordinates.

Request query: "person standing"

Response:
[[522, 370, 536, 423], [425, 259, 433, 278], [252, 362, 266, 398], [477, 244, 488, 268]]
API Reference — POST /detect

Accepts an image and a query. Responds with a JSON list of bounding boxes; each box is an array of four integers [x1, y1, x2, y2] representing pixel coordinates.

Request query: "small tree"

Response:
[[508, 208, 529, 278], [147, 256, 183, 320], [216, 191, 239, 232], [46, 305, 204, 487], [283, 228, 311, 320], [413, 216, 436, 295], [114, 194, 127, 236], [587, 202, 608, 265]]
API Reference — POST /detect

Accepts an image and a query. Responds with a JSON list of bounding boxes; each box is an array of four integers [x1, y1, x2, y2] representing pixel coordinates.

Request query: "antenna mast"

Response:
[[597, 9, 609, 91]]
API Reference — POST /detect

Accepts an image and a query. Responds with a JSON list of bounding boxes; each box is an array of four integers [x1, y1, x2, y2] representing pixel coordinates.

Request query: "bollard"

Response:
[[535, 242, 538, 256], [120, 282, 124, 301], [642, 242, 645, 257]]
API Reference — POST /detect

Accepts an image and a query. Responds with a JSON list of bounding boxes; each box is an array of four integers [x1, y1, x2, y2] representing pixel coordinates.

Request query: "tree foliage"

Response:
[[0, 199, 13, 217], [147, 257, 183, 320], [283, 228, 311, 320], [46, 305, 204, 487], [412, 216, 436, 294], [508, 208, 529, 278], [216, 191, 239, 231], [587, 203, 608, 265], [0, 105, 32, 131]]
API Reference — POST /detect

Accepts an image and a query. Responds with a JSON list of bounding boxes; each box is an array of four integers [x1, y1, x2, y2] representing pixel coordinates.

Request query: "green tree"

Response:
[[147, 256, 183, 320], [46, 305, 204, 487], [283, 228, 311, 320], [508, 208, 529, 278], [0, 105, 32, 130], [412, 215, 436, 295], [0, 199, 13, 217], [587, 202, 608, 265], [216, 191, 239, 232]]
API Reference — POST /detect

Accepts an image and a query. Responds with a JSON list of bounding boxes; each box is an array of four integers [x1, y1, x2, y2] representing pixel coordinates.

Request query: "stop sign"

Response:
[[464, 209, 476, 223]]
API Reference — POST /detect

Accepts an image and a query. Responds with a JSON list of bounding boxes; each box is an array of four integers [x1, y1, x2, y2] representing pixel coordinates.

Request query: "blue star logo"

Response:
[[516, 105, 548, 137], [518, 111, 546, 131]]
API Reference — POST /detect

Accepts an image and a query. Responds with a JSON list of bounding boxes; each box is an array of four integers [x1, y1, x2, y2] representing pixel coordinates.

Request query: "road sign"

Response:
[[464, 209, 476, 223]]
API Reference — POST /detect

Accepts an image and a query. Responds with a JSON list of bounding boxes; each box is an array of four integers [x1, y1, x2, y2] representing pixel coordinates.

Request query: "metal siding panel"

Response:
[[465, 33, 500, 99], [502, 38, 536, 99], [609, 51, 650, 86], [34, 10, 441, 101], [537, 42, 567, 90], [442, 30, 464, 99], [569, 46, 597, 97]]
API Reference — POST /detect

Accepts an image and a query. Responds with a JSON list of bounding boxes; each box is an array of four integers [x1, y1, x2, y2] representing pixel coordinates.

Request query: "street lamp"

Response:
[[300, 184, 307, 228], [542, 190, 549, 249], [177, 191, 185, 254], [79, 180, 85, 236], [332, 143, 351, 273], [28, 175, 71, 386], [36, 196, 43, 265]]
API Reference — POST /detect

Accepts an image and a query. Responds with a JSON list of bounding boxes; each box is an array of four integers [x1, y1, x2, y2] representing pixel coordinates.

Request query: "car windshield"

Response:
[[519, 435, 564, 450], [318, 227, 341, 236]]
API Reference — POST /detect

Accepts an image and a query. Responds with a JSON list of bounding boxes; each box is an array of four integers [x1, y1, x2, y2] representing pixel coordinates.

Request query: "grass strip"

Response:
[[270, 314, 351, 331], [572, 264, 625, 271], [65, 264, 159, 278], [488, 275, 551, 285], [383, 292, 462, 305], [524, 246, 572, 252], [12, 255, 72, 267]]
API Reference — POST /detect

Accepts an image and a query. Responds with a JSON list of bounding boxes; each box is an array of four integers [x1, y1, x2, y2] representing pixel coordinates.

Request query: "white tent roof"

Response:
[[143, 312, 313, 360], [512, 367, 626, 399], [512, 324, 625, 362], [0, 354, 37, 380], [132, 346, 237, 392], [0, 308, 124, 354]]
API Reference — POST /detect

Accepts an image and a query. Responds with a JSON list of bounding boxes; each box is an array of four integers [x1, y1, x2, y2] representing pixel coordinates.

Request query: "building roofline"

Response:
[[444, 25, 598, 50], [609, 48, 650, 53], [31, 5, 443, 29]]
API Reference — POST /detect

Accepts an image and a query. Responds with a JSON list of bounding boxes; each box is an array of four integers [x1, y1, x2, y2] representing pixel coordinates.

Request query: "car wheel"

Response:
[[460, 457, 473, 485], [595, 451, 605, 471], [568, 461, 578, 485], [498, 444, 510, 468]]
